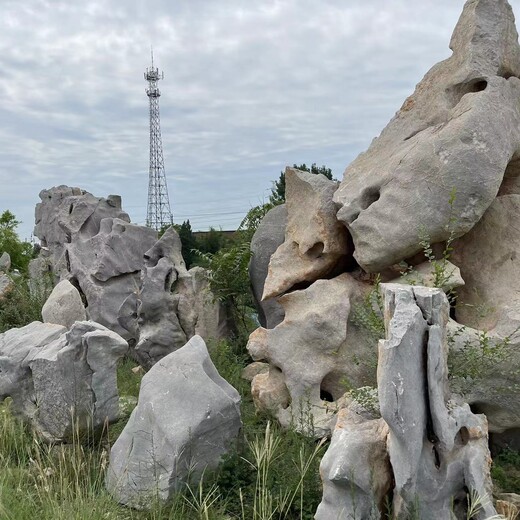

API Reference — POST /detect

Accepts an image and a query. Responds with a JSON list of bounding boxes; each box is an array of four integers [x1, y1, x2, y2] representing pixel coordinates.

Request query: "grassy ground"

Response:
[[0, 339, 326, 520]]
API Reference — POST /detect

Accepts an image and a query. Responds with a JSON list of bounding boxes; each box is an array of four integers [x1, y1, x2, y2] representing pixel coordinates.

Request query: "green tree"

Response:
[[0, 211, 33, 273], [196, 227, 227, 256], [269, 163, 334, 205], [174, 220, 198, 269]]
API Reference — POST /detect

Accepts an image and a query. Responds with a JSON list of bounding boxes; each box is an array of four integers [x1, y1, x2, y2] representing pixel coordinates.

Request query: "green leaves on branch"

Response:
[[0, 210, 33, 273]]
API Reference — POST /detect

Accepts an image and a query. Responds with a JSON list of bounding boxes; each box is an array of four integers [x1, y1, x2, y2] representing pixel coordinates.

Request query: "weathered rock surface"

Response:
[[41, 279, 87, 329], [176, 266, 230, 344], [0, 273, 12, 298], [248, 273, 374, 436], [107, 336, 241, 508], [67, 218, 157, 339], [453, 194, 520, 332], [33, 186, 130, 279], [378, 284, 496, 519], [390, 259, 465, 293], [334, 0, 520, 272], [447, 320, 520, 433], [0, 320, 127, 442], [263, 168, 350, 300], [0, 252, 11, 272], [315, 402, 391, 520], [249, 204, 287, 328], [132, 227, 188, 369]]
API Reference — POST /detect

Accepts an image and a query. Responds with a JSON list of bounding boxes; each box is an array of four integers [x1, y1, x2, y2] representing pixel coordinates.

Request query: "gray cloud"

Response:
[[1, 0, 519, 239]]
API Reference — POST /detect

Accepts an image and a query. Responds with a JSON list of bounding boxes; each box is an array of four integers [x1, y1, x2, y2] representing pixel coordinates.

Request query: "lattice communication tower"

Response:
[[144, 52, 173, 230]]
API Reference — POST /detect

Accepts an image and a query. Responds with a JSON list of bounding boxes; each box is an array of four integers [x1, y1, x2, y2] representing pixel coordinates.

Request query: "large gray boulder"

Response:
[[0, 320, 127, 442], [41, 279, 87, 329], [106, 336, 241, 508], [28, 321, 128, 442], [334, 0, 520, 272], [249, 204, 287, 329]]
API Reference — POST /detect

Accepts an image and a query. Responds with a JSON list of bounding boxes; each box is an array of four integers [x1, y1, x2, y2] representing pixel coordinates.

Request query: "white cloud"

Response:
[[0, 0, 519, 239]]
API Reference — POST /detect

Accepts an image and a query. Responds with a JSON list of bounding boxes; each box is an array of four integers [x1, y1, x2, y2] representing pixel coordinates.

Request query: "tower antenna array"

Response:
[[144, 50, 173, 230]]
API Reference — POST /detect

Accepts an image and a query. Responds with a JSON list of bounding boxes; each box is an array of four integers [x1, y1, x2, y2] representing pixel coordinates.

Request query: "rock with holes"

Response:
[[249, 204, 287, 328], [334, 0, 520, 272], [67, 218, 157, 339], [315, 401, 391, 520], [0, 320, 127, 443], [33, 186, 130, 280], [106, 335, 241, 508], [378, 284, 496, 519], [118, 227, 229, 369], [262, 168, 350, 300], [247, 273, 375, 436], [41, 279, 87, 329], [131, 227, 189, 369]]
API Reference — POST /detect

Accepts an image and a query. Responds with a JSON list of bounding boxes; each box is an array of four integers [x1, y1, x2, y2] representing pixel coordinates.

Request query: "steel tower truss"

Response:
[[144, 55, 173, 230]]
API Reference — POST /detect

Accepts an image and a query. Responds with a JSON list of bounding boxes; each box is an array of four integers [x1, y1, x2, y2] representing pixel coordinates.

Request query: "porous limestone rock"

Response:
[[67, 218, 157, 339], [389, 260, 465, 293], [263, 168, 350, 300], [334, 0, 520, 272], [132, 227, 188, 369], [315, 402, 391, 520], [0, 252, 11, 272], [249, 204, 287, 328], [0, 320, 127, 442], [106, 336, 241, 508], [247, 273, 374, 436], [378, 284, 496, 519], [41, 279, 87, 329], [447, 320, 520, 433], [119, 227, 229, 369], [453, 194, 520, 332], [33, 186, 130, 279]]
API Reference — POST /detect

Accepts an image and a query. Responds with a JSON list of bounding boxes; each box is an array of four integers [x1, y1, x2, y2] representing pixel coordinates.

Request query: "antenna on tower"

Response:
[[144, 52, 173, 231]]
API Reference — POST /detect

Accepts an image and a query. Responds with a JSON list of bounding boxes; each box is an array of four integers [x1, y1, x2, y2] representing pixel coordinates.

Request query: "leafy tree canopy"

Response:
[[0, 210, 33, 273]]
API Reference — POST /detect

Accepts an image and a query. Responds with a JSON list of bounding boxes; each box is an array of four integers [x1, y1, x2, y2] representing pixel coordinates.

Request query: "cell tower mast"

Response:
[[144, 50, 173, 230]]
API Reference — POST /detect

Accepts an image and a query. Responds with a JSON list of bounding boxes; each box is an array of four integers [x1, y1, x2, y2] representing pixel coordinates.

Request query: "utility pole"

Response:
[[144, 50, 173, 230]]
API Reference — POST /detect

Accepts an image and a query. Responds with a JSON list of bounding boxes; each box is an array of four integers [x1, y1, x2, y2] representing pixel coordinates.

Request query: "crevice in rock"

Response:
[[305, 242, 325, 259], [497, 153, 520, 196]]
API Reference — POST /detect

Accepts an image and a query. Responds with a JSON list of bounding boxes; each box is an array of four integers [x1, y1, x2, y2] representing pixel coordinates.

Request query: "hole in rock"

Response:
[[445, 78, 488, 108], [320, 388, 334, 403], [457, 426, 470, 446], [306, 242, 324, 259], [360, 187, 381, 211], [68, 204, 74, 214], [498, 153, 520, 196]]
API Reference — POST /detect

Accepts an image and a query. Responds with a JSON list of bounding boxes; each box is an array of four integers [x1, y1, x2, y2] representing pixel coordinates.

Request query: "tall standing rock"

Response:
[[334, 0, 520, 272]]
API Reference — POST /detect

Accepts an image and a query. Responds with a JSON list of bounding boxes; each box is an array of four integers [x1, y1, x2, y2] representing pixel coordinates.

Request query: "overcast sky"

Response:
[[1, 0, 520, 241]]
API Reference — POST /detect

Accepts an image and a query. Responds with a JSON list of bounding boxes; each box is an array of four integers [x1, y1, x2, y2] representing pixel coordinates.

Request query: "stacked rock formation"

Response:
[[247, 0, 520, 445], [0, 252, 12, 298], [31, 186, 229, 366], [316, 285, 497, 519]]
